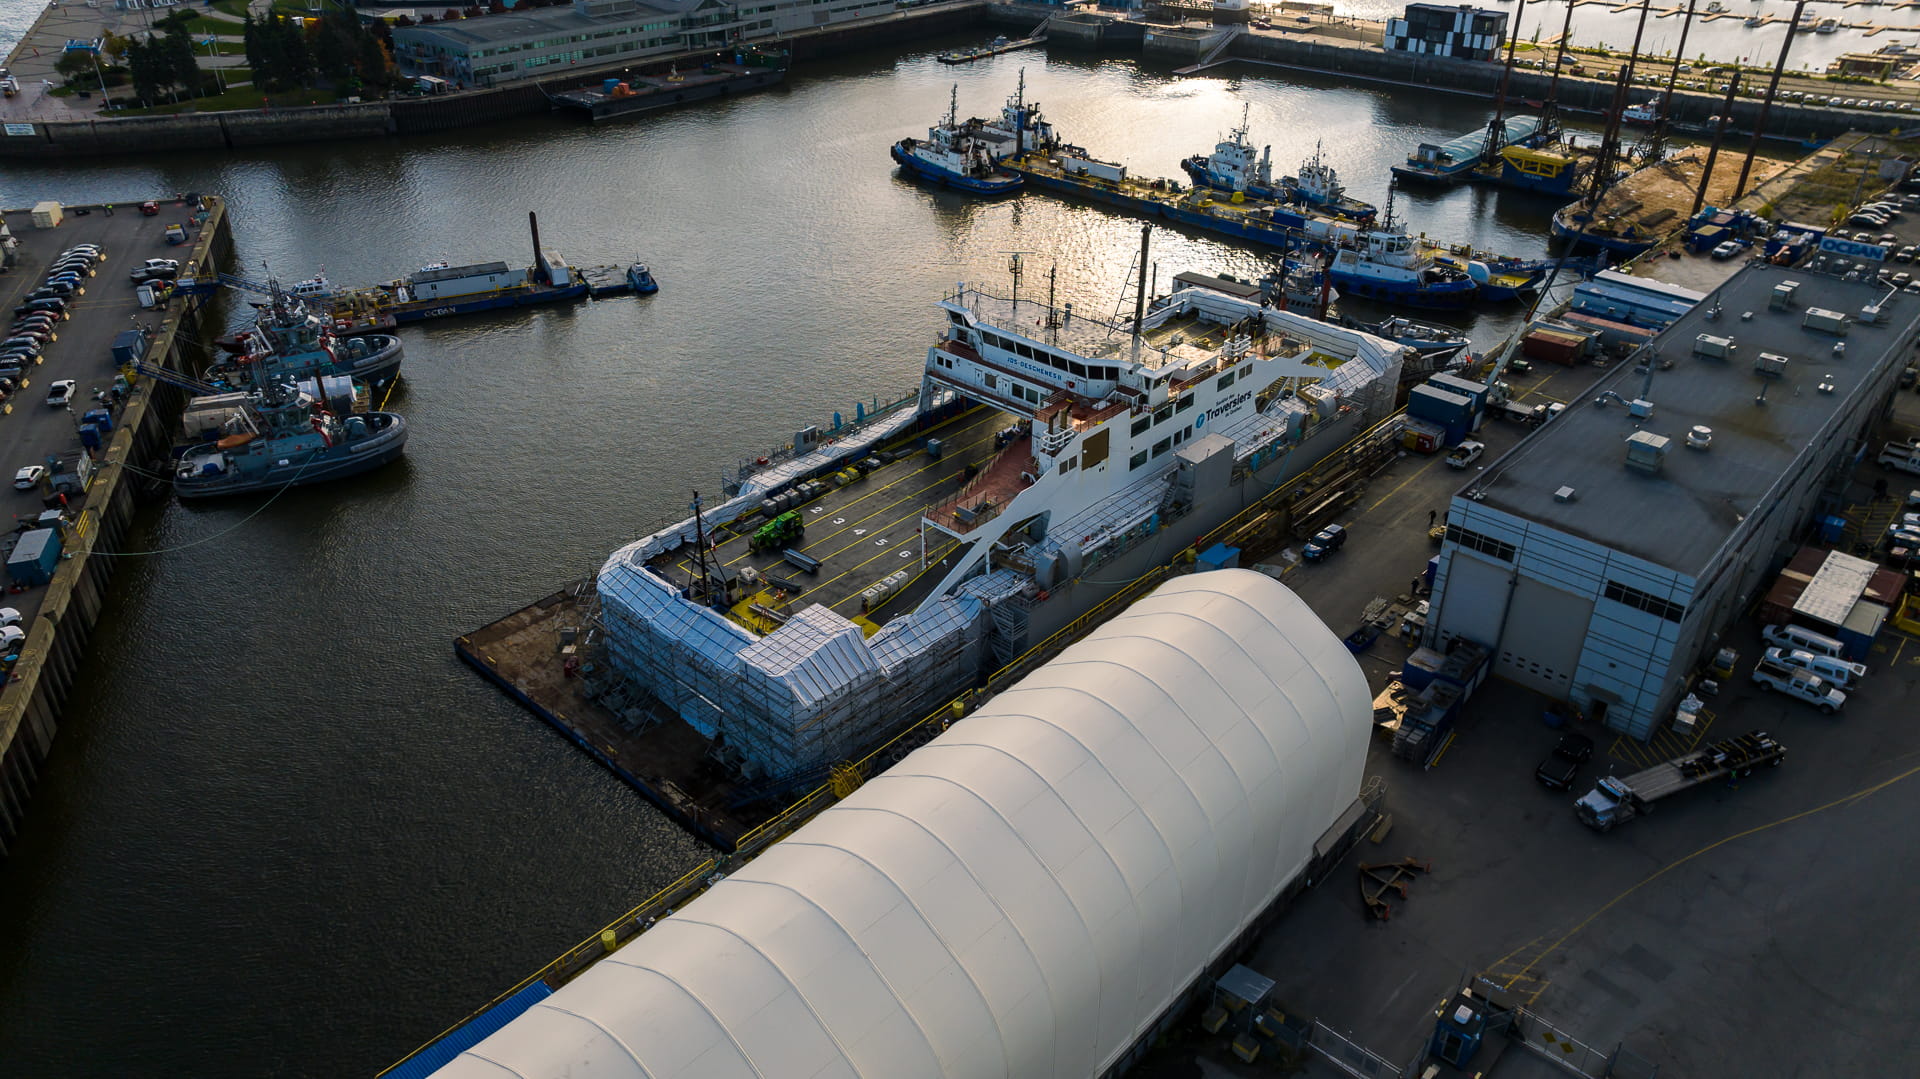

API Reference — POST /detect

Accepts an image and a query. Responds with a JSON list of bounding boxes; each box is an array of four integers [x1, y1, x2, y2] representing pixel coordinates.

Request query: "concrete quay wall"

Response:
[[0, 202, 232, 856], [0, 3, 988, 159]]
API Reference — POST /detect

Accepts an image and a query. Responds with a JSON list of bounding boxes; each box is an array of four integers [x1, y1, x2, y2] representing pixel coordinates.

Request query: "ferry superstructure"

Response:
[[594, 278, 1403, 788]]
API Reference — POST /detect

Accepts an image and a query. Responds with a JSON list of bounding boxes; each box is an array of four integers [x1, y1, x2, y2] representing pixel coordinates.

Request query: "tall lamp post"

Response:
[[201, 36, 226, 93]]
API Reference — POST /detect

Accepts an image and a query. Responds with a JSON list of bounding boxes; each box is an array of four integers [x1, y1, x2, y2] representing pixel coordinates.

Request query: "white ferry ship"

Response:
[[595, 275, 1404, 785]]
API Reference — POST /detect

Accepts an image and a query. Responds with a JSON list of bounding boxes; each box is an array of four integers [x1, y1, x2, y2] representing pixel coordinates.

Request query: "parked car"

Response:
[[12, 465, 44, 490], [140, 257, 179, 271], [129, 265, 178, 283], [1534, 732, 1596, 791], [16, 298, 67, 318], [44, 379, 75, 408], [0, 626, 23, 651], [1303, 523, 1347, 562], [1446, 440, 1486, 468], [0, 607, 19, 627], [1711, 239, 1744, 259], [1898, 246, 1917, 263], [139, 200, 159, 216]]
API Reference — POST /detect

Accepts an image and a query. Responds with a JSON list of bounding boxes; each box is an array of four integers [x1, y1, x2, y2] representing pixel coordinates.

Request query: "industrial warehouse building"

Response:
[[1427, 263, 1920, 739], [392, 0, 894, 86], [428, 571, 1373, 1078]]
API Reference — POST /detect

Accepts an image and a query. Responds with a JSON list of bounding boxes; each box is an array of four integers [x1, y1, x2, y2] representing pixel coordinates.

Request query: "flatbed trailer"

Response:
[[1575, 730, 1786, 831]]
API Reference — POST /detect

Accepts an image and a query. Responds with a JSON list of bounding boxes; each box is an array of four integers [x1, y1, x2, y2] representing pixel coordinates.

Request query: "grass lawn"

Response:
[[210, 0, 334, 18]]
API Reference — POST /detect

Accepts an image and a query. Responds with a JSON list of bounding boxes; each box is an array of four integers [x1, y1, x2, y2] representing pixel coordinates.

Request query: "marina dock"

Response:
[[939, 27, 1049, 64]]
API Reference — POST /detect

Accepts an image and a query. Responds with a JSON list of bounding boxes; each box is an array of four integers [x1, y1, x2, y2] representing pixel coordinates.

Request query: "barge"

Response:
[[1393, 115, 1545, 184], [548, 46, 787, 122], [323, 213, 587, 328]]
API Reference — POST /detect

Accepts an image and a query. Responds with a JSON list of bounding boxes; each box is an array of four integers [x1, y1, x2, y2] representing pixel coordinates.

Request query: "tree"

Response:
[[54, 50, 96, 88], [162, 25, 201, 96], [126, 38, 168, 104]]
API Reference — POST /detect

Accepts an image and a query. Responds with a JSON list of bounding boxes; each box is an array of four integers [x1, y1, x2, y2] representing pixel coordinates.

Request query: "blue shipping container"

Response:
[[82, 408, 112, 431], [1408, 385, 1473, 427], [7, 527, 61, 587], [78, 424, 101, 450], [1428, 372, 1487, 411], [1401, 647, 1446, 691]]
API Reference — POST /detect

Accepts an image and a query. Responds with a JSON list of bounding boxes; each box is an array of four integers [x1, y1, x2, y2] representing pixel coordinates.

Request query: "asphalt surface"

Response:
[[1151, 351, 1920, 1076], [0, 201, 191, 643]]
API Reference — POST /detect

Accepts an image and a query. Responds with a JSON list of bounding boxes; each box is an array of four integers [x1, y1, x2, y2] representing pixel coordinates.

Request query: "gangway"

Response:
[[130, 358, 219, 397]]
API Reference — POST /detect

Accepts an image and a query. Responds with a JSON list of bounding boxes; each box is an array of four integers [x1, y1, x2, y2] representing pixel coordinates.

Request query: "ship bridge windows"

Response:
[[1176, 394, 1197, 414], [1152, 404, 1173, 426], [1132, 415, 1152, 437], [1217, 369, 1237, 392]]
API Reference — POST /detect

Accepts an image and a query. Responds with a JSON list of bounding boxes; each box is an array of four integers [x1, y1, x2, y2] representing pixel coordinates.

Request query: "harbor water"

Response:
[[0, 31, 1690, 1076]]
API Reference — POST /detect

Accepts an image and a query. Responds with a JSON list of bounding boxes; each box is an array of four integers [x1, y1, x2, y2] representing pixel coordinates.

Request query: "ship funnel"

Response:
[[529, 211, 552, 285]]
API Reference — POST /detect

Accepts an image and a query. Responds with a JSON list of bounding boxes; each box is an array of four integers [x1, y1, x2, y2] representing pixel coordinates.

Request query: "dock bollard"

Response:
[[600, 929, 618, 952]]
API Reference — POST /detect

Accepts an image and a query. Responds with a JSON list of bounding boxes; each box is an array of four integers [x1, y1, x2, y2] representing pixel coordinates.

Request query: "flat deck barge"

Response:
[[549, 47, 787, 122], [458, 402, 1015, 848]]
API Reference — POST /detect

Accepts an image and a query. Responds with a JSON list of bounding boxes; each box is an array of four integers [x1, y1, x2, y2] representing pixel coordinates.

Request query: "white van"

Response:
[[1762, 623, 1846, 660], [1763, 647, 1867, 689]]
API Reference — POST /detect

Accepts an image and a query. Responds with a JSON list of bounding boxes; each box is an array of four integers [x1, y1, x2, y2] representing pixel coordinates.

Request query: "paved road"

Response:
[[0, 202, 198, 665]]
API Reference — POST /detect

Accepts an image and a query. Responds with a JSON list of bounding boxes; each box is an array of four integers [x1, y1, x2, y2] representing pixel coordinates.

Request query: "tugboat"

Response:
[[627, 262, 659, 294], [891, 86, 1023, 195], [211, 280, 403, 388], [1181, 110, 1377, 221], [174, 381, 407, 499], [1322, 231, 1480, 309], [1622, 100, 1661, 126]]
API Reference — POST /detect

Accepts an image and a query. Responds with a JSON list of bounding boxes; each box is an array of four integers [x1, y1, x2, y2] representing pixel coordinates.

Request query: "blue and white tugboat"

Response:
[[627, 262, 659, 294], [174, 382, 407, 499], [891, 86, 1022, 195], [1326, 231, 1479, 309], [1181, 108, 1377, 221]]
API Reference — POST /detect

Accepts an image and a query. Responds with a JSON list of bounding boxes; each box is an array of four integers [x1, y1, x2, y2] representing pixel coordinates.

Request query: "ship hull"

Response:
[[174, 415, 408, 499], [890, 142, 1023, 195], [1550, 209, 1657, 256], [386, 281, 589, 324]]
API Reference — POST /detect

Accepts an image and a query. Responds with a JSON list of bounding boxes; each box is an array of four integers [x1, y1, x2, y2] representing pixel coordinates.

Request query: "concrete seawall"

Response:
[[981, 6, 1906, 145], [0, 4, 988, 160], [0, 202, 234, 855]]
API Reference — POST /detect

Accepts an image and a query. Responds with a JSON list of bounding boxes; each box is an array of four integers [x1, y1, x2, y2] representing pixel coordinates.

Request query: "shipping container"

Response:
[[1401, 647, 1446, 691], [30, 201, 62, 229], [7, 527, 61, 587], [1428, 372, 1487, 413], [1408, 384, 1473, 427], [77, 423, 102, 450], [1560, 312, 1658, 351], [1522, 328, 1586, 366], [1401, 417, 1446, 453], [1059, 155, 1126, 183], [81, 408, 112, 431], [1687, 224, 1729, 254]]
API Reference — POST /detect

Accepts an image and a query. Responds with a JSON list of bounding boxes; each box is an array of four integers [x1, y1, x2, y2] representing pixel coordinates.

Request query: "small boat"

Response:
[[1707, 1, 1726, 12], [627, 262, 659, 294], [1744, 15, 1763, 27], [1815, 17, 1838, 32], [1622, 99, 1660, 126], [1346, 315, 1471, 359]]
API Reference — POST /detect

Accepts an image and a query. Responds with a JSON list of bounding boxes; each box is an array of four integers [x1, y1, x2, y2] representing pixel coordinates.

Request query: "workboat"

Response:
[[212, 281, 403, 388], [1744, 15, 1762, 27], [971, 68, 1067, 161], [1344, 314, 1470, 359], [173, 383, 406, 499], [592, 260, 1406, 791], [1428, 251, 1543, 301], [1621, 100, 1660, 126], [1289, 230, 1479, 309], [549, 45, 787, 121], [627, 262, 658, 294], [891, 86, 1023, 195], [1180, 112, 1377, 221], [1815, 17, 1838, 32]]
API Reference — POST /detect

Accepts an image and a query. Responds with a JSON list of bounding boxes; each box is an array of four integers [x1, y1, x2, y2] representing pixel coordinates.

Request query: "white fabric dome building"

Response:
[[434, 568, 1372, 1079]]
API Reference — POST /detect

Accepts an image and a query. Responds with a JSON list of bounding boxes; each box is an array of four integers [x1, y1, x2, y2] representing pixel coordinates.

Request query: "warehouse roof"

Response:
[[430, 570, 1371, 1079], [1466, 263, 1920, 574]]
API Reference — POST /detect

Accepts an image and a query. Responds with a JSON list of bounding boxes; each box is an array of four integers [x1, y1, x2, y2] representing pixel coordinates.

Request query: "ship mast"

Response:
[[690, 490, 716, 608], [1645, 0, 1701, 163], [1482, 0, 1527, 169]]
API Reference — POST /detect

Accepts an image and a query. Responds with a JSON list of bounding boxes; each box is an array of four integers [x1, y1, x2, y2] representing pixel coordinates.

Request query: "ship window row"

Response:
[[1130, 450, 1149, 471], [1445, 524, 1515, 563], [1218, 369, 1236, 391], [1603, 580, 1686, 623], [1177, 394, 1196, 413], [978, 331, 1120, 383], [1133, 395, 1197, 437]]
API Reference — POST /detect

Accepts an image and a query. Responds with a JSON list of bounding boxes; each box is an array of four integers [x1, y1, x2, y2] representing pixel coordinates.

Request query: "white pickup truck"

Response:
[[1879, 441, 1920, 476], [1750, 659, 1847, 714]]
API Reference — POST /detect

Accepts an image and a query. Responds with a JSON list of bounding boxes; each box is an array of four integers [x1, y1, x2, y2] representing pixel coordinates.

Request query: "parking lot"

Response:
[[1138, 350, 1920, 1075], [0, 202, 193, 675]]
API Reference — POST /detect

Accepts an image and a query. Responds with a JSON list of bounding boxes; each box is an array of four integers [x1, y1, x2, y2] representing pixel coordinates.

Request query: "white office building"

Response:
[[392, 0, 894, 86], [1427, 263, 1919, 738]]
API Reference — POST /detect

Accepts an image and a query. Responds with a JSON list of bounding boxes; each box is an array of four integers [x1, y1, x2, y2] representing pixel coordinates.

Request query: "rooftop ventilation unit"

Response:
[[1554, 486, 1578, 503], [1625, 430, 1671, 475], [1770, 281, 1799, 311], [1686, 425, 1713, 450], [1694, 333, 1734, 359], [1754, 352, 1790, 379], [1860, 303, 1885, 325], [1803, 307, 1850, 336], [1628, 398, 1655, 419]]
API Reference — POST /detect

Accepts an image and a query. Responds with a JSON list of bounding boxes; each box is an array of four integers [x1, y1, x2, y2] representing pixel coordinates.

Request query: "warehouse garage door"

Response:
[[1436, 553, 1509, 651], [1496, 577, 1594, 698]]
